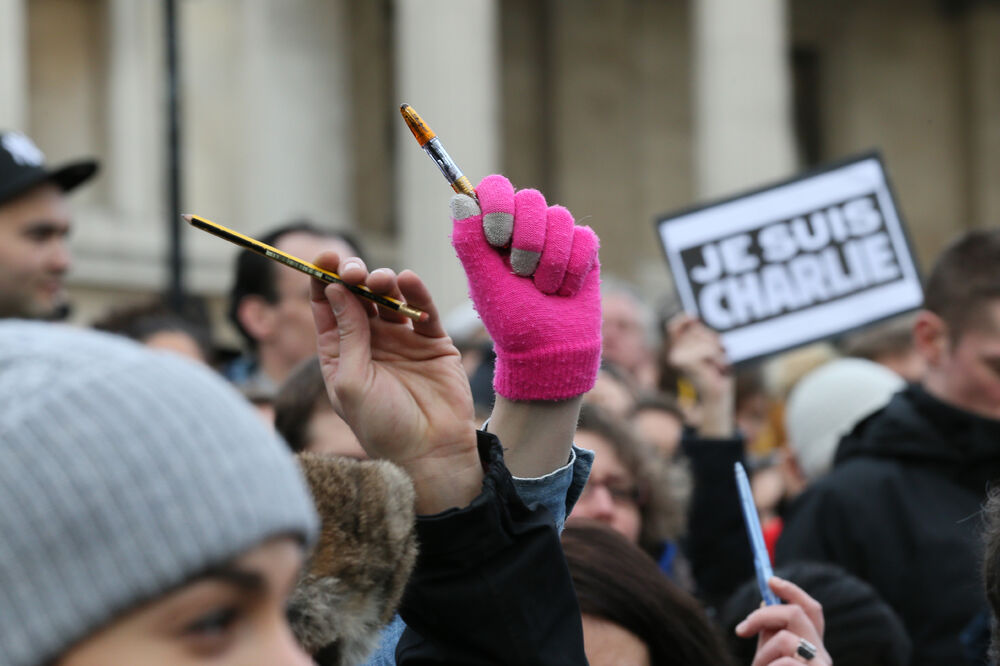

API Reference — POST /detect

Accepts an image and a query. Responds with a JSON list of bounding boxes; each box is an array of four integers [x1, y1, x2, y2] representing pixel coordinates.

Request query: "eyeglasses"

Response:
[[582, 476, 646, 506]]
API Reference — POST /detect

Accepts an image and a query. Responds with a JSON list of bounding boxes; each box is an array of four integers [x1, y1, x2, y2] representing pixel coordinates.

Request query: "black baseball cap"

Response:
[[0, 130, 98, 207]]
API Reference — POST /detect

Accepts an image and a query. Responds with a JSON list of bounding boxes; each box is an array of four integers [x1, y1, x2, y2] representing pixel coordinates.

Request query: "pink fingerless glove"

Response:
[[450, 174, 601, 401]]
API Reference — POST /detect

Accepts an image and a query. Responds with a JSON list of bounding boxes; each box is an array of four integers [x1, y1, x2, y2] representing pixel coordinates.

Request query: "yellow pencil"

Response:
[[183, 214, 427, 323]]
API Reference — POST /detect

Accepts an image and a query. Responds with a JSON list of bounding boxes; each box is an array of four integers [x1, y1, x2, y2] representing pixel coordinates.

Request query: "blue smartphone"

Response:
[[734, 462, 780, 605]]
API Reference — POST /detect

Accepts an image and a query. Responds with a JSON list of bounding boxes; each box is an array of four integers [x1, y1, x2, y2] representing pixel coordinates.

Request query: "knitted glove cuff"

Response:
[[493, 341, 602, 401]]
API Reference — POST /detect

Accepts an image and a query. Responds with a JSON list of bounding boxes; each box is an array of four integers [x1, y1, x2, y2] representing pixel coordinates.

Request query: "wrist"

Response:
[[697, 391, 735, 438], [401, 445, 484, 515], [488, 395, 582, 477]]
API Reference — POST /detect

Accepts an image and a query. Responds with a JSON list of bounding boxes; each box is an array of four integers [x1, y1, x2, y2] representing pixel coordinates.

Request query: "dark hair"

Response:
[[923, 229, 1000, 340], [633, 392, 684, 422], [577, 403, 690, 552], [227, 220, 365, 348], [719, 561, 912, 665], [656, 355, 682, 398], [92, 300, 213, 362], [562, 523, 736, 666], [840, 313, 917, 360], [273, 356, 330, 453]]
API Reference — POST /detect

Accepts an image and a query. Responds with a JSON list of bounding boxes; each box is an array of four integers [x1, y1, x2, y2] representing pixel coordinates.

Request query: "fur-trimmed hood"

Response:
[[289, 454, 418, 666]]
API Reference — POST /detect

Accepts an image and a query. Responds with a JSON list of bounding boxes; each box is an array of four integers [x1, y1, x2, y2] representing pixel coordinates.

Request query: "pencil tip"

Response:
[[181, 214, 192, 222], [400, 103, 410, 111]]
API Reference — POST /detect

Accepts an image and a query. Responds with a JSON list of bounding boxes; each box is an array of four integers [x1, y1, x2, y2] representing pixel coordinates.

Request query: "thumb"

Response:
[[450, 193, 503, 286], [324, 283, 372, 400], [449, 192, 482, 254], [450, 174, 517, 288]]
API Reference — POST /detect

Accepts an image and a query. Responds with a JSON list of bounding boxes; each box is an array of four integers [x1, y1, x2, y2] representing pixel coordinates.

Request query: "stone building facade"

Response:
[[1, 0, 997, 344]]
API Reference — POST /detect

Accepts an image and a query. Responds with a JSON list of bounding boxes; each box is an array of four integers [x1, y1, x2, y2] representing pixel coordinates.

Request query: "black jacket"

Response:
[[396, 431, 588, 665], [777, 384, 1000, 666], [681, 433, 754, 609]]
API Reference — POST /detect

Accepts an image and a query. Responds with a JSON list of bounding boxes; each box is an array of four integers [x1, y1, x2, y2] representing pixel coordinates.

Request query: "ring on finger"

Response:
[[795, 637, 817, 661]]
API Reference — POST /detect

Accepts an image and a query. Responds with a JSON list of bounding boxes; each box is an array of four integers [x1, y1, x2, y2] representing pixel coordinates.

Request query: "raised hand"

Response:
[[450, 174, 601, 402], [736, 577, 833, 666], [309, 253, 481, 514], [667, 313, 734, 437]]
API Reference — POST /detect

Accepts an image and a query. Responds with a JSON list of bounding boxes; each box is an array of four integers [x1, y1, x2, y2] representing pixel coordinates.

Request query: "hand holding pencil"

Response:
[[309, 251, 481, 515], [184, 214, 427, 322]]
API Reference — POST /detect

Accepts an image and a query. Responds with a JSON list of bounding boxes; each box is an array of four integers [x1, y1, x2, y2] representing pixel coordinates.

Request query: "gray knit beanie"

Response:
[[0, 321, 319, 666]]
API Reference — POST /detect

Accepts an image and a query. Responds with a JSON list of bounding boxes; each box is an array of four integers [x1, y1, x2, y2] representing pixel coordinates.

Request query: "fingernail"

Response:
[[342, 260, 362, 273], [735, 621, 747, 634]]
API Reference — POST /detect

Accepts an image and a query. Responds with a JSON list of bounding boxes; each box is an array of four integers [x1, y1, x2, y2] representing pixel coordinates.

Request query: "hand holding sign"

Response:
[[667, 314, 734, 438], [657, 154, 922, 363]]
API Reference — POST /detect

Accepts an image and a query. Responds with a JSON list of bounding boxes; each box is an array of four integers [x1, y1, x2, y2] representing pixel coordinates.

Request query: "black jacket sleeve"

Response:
[[681, 431, 754, 609], [395, 431, 588, 666]]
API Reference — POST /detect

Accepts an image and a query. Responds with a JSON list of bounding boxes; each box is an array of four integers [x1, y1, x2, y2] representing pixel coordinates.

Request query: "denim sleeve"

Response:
[[511, 444, 593, 533], [361, 444, 593, 666], [365, 616, 406, 666]]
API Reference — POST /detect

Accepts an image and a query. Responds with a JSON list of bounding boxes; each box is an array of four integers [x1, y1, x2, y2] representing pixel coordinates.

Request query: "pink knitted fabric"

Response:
[[450, 174, 601, 401]]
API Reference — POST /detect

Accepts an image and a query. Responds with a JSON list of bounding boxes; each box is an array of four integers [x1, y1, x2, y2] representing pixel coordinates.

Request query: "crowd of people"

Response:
[[1, 124, 999, 666]]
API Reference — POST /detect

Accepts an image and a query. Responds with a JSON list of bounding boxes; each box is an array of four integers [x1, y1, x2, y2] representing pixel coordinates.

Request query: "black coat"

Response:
[[396, 431, 588, 665], [681, 434, 754, 609], [777, 384, 1000, 666]]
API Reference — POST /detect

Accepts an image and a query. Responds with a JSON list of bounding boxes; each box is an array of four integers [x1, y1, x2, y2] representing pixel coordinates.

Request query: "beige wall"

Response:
[[0, 0, 28, 130], [7, 0, 1000, 341], [182, 0, 354, 289], [502, 0, 693, 300], [966, 4, 1000, 232], [23, 0, 357, 342], [793, 0, 998, 270], [28, 0, 109, 209]]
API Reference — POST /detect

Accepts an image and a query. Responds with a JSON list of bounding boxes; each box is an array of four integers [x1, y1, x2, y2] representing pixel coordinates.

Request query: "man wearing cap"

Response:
[[0, 130, 97, 319]]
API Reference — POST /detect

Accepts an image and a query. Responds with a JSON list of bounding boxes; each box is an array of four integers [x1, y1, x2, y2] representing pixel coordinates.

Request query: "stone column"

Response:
[[692, 0, 796, 199], [966, 5, 1000, 230], [106, 0, 162, 219], [0, 0, 27, 129], [45, 1, 164, 297], [394, 0, 500, 317], [236, 0, 352, 232]]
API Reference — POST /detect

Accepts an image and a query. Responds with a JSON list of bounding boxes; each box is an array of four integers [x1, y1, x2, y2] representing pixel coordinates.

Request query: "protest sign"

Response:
[[656, 153, 922, 363]]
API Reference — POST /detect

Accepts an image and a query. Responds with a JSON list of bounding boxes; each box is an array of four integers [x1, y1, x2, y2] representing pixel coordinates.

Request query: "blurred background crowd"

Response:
[[3, 0, 999, 332], [4, 1, 1000, 665]]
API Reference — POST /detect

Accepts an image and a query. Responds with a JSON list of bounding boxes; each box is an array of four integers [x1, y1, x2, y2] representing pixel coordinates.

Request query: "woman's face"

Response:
[[57, 537, 311, 666], [633, 408, 683, 459], [581, 614, 650, 666], [569, 430, 643, 544]]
